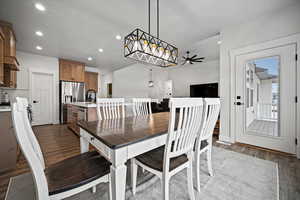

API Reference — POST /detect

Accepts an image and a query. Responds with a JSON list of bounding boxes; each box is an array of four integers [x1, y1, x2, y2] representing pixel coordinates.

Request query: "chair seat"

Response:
[[45, 151, 110, 195], [136, 146, 188, 171]]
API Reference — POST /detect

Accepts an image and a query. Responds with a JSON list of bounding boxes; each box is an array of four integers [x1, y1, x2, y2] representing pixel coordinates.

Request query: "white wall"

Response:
[[111, 60, 220, 100], [168, 60, 219, 97], [112, 63, 168, 101], [219, 3, 300, 142]]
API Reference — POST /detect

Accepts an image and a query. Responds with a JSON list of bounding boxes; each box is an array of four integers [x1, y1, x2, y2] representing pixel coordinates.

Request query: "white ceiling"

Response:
[[0, 0, 297, 72]]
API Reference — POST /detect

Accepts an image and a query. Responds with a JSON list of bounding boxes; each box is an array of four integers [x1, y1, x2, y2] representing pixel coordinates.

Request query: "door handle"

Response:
[[33, 100, 39, 103], [234, 102, 244, 106]]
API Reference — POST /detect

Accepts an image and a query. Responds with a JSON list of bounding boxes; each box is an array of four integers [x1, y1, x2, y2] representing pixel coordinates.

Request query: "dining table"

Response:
[[77, 112, 170, 200]]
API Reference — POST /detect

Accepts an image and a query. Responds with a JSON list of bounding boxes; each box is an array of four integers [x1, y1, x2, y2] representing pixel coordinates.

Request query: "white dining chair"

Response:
[[12, 98, 112, 200], [132, 98, 152, 116], [96, 98, 125, 120], [131, 98, 206, 200], [194, 98, 220, 192]]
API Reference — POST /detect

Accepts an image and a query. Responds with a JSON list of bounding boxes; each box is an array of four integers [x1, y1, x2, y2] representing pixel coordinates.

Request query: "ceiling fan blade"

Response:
[[181, 60, 187, 65], [193, 60, 203, 62], [190, 61, 194, 64], [194, 57, 205, 60], [191, 55, 197, 59], [182, 56, 186, 59]]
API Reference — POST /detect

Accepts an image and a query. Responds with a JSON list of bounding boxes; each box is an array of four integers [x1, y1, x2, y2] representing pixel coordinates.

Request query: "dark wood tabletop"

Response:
[[77, 112, 170, 149]]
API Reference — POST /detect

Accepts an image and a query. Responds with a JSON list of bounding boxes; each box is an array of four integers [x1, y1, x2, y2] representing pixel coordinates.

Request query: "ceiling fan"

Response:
[[182, 51, 205, 65]]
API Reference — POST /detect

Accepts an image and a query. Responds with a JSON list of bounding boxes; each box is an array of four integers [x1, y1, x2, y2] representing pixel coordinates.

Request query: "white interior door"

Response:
[[235, 44, 297, 154], [31, 72, 53, 125]]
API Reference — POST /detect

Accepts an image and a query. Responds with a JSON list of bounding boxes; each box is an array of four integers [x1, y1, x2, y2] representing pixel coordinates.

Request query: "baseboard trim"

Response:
[[216, 140, 232, 145]]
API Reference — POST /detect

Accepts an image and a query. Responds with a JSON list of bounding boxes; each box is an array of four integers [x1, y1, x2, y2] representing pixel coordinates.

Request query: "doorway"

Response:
[[107, 83, 112, 98], [31, 72, 54, 126], [234, 44, 297, 154]]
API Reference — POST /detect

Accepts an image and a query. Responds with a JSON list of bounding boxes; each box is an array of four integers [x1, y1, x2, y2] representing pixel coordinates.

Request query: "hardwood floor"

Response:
[[0, 124, 299, 200]]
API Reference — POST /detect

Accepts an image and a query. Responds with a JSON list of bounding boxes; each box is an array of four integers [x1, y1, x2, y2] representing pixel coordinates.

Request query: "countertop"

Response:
[[68, 102, 133, 108], [68, 102, 97, 108], [0, 106, 11, 112]]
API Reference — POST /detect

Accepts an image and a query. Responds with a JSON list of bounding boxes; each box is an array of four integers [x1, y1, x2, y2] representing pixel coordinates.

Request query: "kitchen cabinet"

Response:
[[0, 27, 4, 85], [85, 71, 98, 92], [3, 65, 17, 88], [0, 110, 17, 173], [66, 104, 97, 135], [59, 59, 85, 82], [0, 20, 19, 71]]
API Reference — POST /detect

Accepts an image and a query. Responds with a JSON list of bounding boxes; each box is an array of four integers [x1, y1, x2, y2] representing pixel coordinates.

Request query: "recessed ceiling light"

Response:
[[35, 3, 46, 11], [116, 35, 122, 40], [217, 40, 222, 45], [98, 48, 104, 53], [35, 31, 43, 36], [88, 57, 93, 61], [36, 46, 43, 50]]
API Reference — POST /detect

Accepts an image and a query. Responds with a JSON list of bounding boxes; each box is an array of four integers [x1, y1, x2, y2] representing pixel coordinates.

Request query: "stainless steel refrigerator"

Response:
[[59, 81, 85, 124]]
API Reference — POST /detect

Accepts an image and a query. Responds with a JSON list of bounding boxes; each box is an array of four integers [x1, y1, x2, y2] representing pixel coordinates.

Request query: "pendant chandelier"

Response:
[[124, 0, 178, 67], [148, 69, 154, 87]]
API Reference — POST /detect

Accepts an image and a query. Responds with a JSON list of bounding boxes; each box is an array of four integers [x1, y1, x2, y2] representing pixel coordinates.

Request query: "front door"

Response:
[[31, 72, 53, 125], [235, 44, 297, 154]]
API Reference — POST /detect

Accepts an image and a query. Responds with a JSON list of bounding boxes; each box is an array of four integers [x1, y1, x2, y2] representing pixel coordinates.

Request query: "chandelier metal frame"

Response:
[[124, 0, 178, 67]]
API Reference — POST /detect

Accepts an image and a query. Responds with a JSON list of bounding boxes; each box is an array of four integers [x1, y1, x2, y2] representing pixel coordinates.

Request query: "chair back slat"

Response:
[[12, 102, 49, 199], [132, 98, 152, 116], [200, 98, 221, 141], [16, 97, 45, 168], [165, 98, 205, 158], [97, 98, 125, 120]]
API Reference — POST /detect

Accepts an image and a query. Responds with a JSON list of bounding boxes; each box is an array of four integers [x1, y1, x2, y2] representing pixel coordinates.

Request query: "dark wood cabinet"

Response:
[[0, 20, 19, 88], [0, 27, 4, 85], [3, 66, 17, 88], [0, 111, 17, 173], [85, 72, 98, 92], [59, 59, 85, 82], [67, 104, 97, 135], [0, 20, 19, 71]]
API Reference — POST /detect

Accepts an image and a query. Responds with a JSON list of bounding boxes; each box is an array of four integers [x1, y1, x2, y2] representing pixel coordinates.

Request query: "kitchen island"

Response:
[[66, 101, 135, 135], [66, 102, 98, 135]]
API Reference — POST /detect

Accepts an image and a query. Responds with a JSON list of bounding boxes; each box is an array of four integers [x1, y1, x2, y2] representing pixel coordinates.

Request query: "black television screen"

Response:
[[190, 83, 218, 98]]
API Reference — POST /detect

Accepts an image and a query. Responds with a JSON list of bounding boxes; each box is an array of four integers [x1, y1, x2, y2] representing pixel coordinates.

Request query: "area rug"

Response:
[[5, 147, 278, 200]]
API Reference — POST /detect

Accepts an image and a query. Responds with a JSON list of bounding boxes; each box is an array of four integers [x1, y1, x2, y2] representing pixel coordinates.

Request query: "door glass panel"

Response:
[[245, 56, 279, 137]]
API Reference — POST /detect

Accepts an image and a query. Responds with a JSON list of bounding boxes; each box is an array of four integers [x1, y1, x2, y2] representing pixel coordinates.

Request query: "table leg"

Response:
[[80, 136, 89, 153], [110, 163, 127, 200]]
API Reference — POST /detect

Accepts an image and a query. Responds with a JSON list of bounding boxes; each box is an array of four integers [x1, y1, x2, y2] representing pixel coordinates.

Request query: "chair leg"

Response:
[[162, 176, 170, 200], [207, 145, 213, 176], [131, 159, 138, 195], [187, 156, 195, 200], [108, 175, 112, 200], [195, 150, 201, 192], [92, 185, 96, 194]]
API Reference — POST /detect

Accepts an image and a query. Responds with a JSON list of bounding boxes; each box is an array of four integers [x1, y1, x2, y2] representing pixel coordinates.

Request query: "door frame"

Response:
[[29, 70, 55, 125], [229, 33, 300, 158]]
